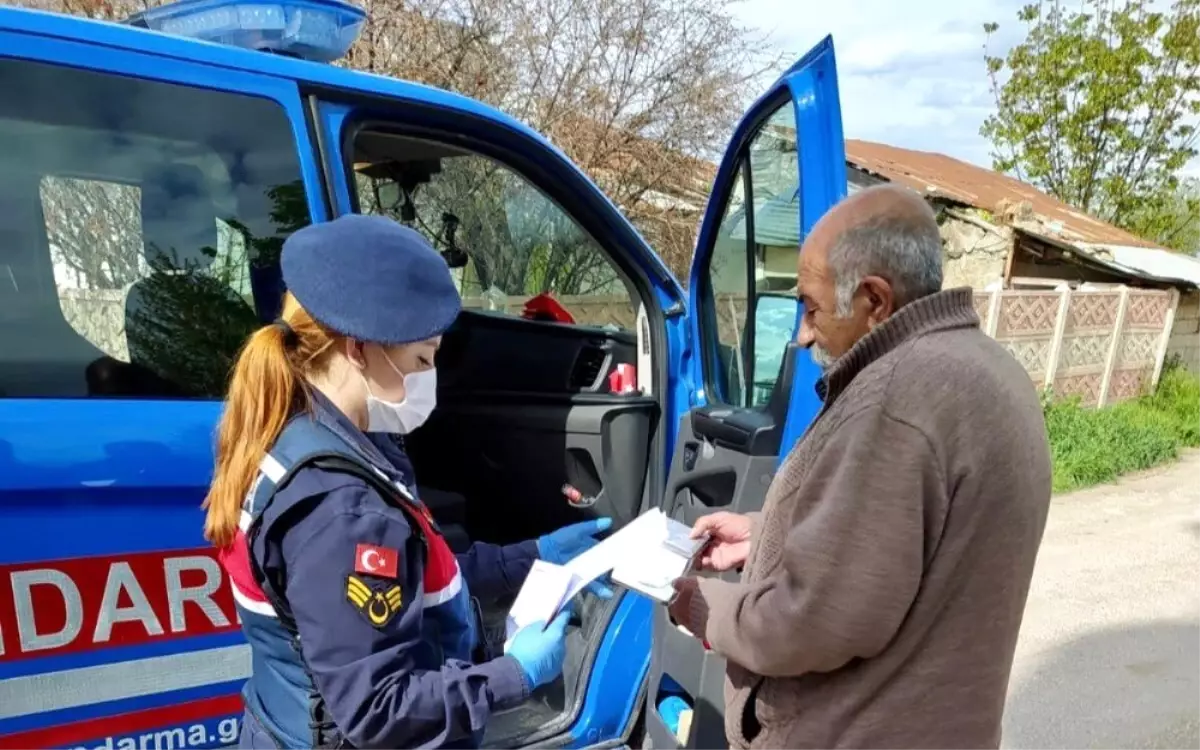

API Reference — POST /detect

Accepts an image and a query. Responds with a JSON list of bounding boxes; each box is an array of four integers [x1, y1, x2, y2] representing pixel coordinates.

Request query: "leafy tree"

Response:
[[982, 0, 1200, 252], [1155, 177, 1200, 254]]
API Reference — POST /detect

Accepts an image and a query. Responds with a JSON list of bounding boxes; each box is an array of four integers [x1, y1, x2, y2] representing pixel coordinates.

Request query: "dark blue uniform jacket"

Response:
[[220, 392, 539, 749]]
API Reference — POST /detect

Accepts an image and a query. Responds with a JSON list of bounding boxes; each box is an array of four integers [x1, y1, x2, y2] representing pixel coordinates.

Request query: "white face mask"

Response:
[[360, 348, 438, 434]]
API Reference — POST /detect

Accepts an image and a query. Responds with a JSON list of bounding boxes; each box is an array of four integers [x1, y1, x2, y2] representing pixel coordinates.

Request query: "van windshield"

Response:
[[350, 130, 639, 332], [0, 58, 310, 399]]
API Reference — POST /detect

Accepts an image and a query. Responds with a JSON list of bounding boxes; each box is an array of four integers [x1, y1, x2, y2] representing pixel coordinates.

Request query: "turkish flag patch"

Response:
[[355, 543, 399, 579]]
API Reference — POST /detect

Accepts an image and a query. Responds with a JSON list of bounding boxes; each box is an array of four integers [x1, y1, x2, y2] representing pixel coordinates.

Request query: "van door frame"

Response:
[[641, 36, 847, 750], [305, 89, 690, 748]]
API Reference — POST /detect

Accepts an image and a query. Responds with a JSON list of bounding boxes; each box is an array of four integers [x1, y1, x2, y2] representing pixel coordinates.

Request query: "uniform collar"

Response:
[[306, 389, 416, 489], [816, 287, 980, 406]]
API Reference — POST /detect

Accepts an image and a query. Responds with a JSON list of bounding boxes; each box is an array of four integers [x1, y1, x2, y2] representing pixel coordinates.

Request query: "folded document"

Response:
[[503, 509, 707, 651], [610, 511, 707, 602], [501, 559, 590, 651]]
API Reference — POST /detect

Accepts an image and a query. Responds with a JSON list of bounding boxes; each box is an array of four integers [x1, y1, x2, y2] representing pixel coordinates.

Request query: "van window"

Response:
[[700, 102, 800, 407], [0, 57, 309, 399], [351, 131, 637, 330]]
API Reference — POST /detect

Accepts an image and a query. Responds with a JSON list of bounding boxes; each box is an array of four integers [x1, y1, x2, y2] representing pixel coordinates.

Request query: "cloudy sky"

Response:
[[732, 0, 1029, 170]]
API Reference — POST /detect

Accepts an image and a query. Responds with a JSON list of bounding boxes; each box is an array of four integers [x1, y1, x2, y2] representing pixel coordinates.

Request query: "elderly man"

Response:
[[668, 184, 1051, 749]]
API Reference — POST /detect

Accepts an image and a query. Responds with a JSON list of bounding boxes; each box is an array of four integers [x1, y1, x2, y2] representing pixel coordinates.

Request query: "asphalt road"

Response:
[[1002, 451, 1200, 749]]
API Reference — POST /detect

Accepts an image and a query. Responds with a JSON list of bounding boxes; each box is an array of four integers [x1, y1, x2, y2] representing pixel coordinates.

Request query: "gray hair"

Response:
[[828, 212, 944, 316]]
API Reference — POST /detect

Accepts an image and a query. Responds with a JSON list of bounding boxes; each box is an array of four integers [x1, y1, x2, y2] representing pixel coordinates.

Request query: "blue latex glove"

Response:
[[508, 611, 571, 689], [538, 518, 612, 563], [537, 518, 615, 599]]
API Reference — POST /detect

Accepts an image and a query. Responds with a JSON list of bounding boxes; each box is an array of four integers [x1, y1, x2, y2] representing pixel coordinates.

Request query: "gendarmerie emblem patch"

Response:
[[346, 575, 402, 628]]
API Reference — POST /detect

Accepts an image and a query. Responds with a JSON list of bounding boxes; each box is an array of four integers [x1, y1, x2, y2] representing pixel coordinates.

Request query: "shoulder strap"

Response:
[[248, 451, 430, 635]]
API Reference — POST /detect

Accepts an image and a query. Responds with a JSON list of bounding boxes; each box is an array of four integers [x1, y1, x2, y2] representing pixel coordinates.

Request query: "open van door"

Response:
[[641, 36, 847, 749]]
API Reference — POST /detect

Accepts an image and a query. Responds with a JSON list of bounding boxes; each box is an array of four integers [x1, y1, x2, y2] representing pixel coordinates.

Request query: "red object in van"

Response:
[[607, 363, 636, 394], [521, 293, 576, 324]]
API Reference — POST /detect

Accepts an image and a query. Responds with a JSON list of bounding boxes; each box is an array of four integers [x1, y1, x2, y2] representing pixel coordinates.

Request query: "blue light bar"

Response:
[[125, 0, 366, 63]]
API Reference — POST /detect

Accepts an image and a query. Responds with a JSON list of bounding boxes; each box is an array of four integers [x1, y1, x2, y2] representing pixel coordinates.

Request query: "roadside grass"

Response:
[[1045, 361, 1200, 493]]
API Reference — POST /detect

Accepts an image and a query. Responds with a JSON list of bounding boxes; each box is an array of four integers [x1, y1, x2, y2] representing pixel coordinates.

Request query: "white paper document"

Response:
[[609, 509, 708, 602], [502, 560, 587, 651], [504, 509, 709, 650]]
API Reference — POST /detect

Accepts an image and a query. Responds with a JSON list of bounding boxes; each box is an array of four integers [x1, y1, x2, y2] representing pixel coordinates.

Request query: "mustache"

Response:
[[809, 344, 836, 368]]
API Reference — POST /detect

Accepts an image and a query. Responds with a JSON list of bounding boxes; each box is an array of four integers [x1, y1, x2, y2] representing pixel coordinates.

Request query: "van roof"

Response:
[[0, 4, 552, 150]]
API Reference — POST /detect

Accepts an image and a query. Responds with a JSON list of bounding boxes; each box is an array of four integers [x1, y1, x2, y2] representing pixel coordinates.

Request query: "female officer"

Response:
[[202, 214, 612, 749]]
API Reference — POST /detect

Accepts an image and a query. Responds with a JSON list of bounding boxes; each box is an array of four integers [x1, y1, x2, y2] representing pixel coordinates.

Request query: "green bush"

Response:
[[1147, 362, 1200, 444], [1045, 361, 1200, 493]]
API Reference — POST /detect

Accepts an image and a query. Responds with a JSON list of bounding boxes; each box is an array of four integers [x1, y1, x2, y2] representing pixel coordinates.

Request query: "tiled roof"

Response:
[[845, 139, 1159, 248]]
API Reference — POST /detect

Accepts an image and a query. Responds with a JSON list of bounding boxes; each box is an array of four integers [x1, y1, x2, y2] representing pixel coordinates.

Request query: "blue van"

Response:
[[0, 2, 845, 747]]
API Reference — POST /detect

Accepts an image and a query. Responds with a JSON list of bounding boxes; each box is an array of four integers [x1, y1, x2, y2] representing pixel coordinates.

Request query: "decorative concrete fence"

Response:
[[460, 294, 639, 330], [974, 287, 1180, 407], [461, 293, 748, 346]]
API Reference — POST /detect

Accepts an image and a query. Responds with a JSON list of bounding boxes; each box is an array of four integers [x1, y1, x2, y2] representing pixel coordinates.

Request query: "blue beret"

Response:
[[281, 214, 462, 345]]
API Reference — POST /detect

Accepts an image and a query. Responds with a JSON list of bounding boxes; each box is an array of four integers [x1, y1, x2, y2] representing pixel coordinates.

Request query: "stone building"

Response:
[[845, 140, 1200, 374]]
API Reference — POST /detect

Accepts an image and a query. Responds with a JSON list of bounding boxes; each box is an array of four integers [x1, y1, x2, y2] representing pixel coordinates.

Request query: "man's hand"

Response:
[[691, 512, 754, 572], [667, 576, 705, 639]]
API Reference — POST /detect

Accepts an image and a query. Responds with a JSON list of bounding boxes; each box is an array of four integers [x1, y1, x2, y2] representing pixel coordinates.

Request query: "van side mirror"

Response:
[[750, 292, 799, 405]]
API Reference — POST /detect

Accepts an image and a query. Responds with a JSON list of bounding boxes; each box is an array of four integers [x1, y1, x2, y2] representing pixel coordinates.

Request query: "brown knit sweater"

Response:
[[682, 288, 1052, 749]]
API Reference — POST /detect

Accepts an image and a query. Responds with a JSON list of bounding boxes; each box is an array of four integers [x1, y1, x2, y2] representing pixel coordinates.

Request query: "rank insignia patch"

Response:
[[346, 575, 403, 628]]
